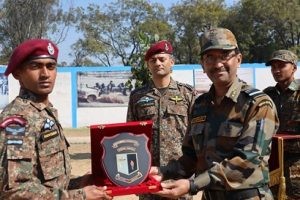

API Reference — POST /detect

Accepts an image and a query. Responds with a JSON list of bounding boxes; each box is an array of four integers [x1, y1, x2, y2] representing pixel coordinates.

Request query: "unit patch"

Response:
[[42, 118, 55, 131]]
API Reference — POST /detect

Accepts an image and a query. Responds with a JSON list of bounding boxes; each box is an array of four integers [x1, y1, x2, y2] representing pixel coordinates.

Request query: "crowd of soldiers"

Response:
[[0, 27, 299, 200]]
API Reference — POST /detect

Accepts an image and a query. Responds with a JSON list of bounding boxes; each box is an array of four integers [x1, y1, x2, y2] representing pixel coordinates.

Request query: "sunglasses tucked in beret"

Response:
[[5, 39, 59, 76]]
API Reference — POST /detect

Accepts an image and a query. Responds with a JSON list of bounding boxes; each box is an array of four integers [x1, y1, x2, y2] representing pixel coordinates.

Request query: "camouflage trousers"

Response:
[[202, 186, 273, 200], [138, 193, 193, 200]]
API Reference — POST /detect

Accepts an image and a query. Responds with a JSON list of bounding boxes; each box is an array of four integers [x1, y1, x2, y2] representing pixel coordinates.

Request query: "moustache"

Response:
[[209, 67, 227, 74]]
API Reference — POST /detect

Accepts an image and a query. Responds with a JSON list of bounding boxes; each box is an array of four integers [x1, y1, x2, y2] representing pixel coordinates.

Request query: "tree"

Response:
[[72, 0, 173, 66], [169, 0, 228, 64], [0, 0, 77, 64], [223, 0, 300, 62]]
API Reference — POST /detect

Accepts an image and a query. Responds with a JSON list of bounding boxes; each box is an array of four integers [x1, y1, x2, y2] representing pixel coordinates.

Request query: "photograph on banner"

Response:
[[77, 71, 133, 107], [0, 73, 8, 109], [194, 68, 254, 94]]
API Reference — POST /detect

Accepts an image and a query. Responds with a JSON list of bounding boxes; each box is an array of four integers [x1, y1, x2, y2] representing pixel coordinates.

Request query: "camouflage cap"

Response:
[[265, 50, 298, 66], [200, 28, 238, 55]]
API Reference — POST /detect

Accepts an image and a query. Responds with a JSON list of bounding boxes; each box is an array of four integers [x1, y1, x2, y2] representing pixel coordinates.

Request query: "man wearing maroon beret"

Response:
[[0, 39, 112, 200], [127, 40, 197, 200]]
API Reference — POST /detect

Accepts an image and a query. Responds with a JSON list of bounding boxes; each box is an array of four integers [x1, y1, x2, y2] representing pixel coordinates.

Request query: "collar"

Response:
[[275, 79, 300, 92], [18, 88, 52, 111], [208, 77, 242, 103]]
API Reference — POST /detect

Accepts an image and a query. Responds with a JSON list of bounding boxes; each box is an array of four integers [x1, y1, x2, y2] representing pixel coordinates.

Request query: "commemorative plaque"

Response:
[[90, 120, 161, 196]]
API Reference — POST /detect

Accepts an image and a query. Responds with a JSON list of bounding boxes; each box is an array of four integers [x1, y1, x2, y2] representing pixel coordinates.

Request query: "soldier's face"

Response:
[[147, 53, 174, 78], [201, 49, 242, 87], [13, 58, 57, 97], [270, 60, 296, 83]]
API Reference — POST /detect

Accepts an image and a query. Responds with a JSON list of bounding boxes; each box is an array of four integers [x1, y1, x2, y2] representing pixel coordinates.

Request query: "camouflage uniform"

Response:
[[0, 88, 85, 199], [161, 78, 279, 200], [264, 79, 300, 198], [127, 78, 197, 200]]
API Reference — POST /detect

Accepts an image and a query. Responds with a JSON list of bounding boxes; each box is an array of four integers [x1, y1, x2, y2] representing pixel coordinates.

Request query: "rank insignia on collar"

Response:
[[42, 118, 55, 131], [170, 95, 183, 104]]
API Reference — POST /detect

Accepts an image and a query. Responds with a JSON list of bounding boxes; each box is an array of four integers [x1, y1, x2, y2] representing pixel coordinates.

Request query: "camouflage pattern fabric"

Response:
[[161, 78, 279, 200], [0, 88, 85, 199], [265, 50, 298, 66], [127, 78, 197, 200], [264, 79, 300, 198]]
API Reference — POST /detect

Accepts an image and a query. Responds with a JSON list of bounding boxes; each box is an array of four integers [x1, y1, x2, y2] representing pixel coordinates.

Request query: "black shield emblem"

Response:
[[101, 132, 151, 186]]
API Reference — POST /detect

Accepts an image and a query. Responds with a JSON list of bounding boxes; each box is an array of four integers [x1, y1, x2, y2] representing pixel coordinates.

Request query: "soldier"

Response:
[[0, 39, 112, 200], [263, 50, 300, 199], [127, 40, 197, 199], [150, 28, 279, 200]]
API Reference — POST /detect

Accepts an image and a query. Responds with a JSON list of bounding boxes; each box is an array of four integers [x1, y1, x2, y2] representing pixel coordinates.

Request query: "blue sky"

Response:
[[58, 0, 238, 65]]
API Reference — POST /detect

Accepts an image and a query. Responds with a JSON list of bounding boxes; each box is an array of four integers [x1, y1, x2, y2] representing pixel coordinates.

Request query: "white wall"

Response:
[[1, 65, 300, 128]]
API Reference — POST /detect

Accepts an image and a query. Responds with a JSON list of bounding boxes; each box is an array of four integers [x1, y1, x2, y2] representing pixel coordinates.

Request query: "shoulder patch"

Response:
[[1, 116, 27, 146], [0, 116, 27, 128]]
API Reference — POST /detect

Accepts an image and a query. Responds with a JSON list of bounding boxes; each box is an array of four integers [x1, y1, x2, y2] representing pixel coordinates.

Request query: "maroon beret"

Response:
[[5, 38, 59, 76], [145, 40, 173, 61]]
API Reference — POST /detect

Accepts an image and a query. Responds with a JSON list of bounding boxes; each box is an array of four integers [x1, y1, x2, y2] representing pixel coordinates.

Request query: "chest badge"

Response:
[[42, 118, 55, 131], [170, 95, 183, 104]]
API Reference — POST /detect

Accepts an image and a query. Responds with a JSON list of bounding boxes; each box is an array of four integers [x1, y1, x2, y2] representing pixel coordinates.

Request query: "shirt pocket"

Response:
[[190, 123, 205, 153], [137, 105, 156, 120], [217, 122, 243, 152], [6, 144, 33, 187], [38, 134, 65, 181]]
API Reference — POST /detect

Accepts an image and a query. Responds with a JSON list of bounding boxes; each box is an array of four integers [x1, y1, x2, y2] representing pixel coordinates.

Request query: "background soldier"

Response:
[[264, 50, 300, 199], [0, 39, 112, 200], [127, 40, 197, 199], [150, 28, 279, 200]]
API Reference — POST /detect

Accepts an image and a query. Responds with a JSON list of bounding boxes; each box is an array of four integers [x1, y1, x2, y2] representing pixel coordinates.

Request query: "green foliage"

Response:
[[0, 0, 299, 65], [0, 0, 76, 65], [126, 32, 156, 89]]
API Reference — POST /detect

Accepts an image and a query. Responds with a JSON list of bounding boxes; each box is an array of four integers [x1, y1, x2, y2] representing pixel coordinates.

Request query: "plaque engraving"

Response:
[[101, 132, 151, 187]]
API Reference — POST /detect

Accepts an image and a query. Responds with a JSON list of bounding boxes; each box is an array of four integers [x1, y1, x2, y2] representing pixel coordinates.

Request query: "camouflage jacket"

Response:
[[161, 78, 279, 199], [263, 79, 300, 133], [127, 78, 197, 166], [0, 88, 85, 199]]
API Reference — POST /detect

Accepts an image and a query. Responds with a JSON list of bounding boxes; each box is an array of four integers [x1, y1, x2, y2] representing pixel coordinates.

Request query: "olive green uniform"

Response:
[[264, 79, 300, 198], [127, 78, 197, 200], [162, 78, 279, 200]]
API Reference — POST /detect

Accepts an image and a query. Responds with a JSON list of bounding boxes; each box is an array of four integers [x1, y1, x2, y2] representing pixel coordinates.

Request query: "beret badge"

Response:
[[47, 43, 55, 55]]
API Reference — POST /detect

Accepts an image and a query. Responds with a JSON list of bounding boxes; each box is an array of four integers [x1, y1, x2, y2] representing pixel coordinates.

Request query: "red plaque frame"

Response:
[[90, 120, 161, 196]]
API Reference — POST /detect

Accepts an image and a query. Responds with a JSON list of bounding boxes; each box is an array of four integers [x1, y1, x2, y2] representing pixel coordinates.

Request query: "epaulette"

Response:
[[129, 85, 149, 96], [243, 88, 265, 100], [177, 82, 195, 91], [263, 86, 276, 93]]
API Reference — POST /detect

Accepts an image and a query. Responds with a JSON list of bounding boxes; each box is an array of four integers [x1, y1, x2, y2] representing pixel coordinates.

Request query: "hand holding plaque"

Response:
[[90, 120, 161, 196]]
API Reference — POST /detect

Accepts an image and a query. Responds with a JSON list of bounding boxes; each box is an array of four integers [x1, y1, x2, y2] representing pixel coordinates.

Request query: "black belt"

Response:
[[205, 188, 260, 200]]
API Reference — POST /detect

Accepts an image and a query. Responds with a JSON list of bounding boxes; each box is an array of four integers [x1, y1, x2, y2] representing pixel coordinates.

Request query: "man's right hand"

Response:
[[149, 166, 163, 182]]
